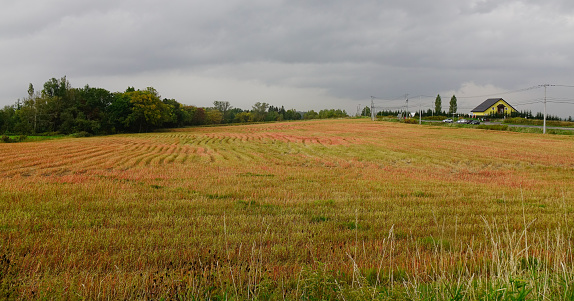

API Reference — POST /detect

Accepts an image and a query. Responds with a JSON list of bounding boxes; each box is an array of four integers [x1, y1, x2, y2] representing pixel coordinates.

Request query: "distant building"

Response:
[[471, 98, 517, 117]]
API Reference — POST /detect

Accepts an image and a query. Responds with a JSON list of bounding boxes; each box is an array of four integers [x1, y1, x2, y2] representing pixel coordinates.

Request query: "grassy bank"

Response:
[[503, 117, 574, 128]]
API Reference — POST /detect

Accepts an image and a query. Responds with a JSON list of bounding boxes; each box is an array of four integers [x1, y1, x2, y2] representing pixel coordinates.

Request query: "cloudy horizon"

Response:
[[2, 0, 574, 118]]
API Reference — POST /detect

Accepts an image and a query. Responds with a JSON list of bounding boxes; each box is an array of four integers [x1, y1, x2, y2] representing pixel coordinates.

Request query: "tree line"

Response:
[[360, 94, 459, 118], [0, 77, 349, 136], [361, 94, 567, 120]]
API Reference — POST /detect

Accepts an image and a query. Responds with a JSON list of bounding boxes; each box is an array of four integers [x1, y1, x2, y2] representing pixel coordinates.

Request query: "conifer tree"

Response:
[[434, 94, 441, 115], [449, 95, 457, 115]]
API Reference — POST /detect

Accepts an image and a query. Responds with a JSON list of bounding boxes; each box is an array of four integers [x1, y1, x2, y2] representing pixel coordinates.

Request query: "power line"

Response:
[[374, 105, 406, 110], [370, 94, 407, 101], [455, 86, 542, 99], [546, 97, 574, 101], [547, 100, 574, 104], [370, 84, 573, 103], [513, 101, 543, 106]]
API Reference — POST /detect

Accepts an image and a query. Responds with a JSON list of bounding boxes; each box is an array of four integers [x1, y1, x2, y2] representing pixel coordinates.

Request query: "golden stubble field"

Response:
[[1, 119, 573, 299]]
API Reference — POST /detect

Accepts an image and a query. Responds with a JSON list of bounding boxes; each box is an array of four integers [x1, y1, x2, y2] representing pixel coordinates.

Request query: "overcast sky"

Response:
[[2, 0, 574, 117]]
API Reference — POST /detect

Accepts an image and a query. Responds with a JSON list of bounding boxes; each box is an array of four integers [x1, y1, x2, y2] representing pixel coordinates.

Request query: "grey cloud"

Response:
[[1, 0, 574, 117]]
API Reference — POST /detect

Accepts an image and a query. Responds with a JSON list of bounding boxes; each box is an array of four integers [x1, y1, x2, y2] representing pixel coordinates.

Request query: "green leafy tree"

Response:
[[0, 106, 10, 133], [251, 102, 269, 122], [28, 83, 34, 98], [78, 86, 114, 120], [205, 110, 223, 124], [449, 95, 457, 115], [42, 76, 70, 99], [319, 109, 334, 119], [106, 92, 132, 133], [59, 85, 114, 134], [319, 109, 347, 119], [233, 112, 251, 123], [19, 92, 53, 134], [162, 98, 190, 127], [178, 105, 195, 126], [226, 108, 243, 123], [213, 101, 232, 123], [191, 107, 206, 125], [38, 76, 73, 132], [303, 110, 319, 120], [124, 88, 172, 132], [362, 106, 371, 117], [435, 94, 442, 115], [266, 110, 280, 122], [284, 109, 301, 120]]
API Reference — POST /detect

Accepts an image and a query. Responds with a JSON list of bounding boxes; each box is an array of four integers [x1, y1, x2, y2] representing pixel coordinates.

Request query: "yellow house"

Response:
[[471, 98, 517, 117]]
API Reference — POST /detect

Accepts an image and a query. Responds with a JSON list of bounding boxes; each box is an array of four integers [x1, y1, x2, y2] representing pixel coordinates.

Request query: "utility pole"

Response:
[[544, 85, 547, 134], [370, 96, 375, 121], [405, 94, 409, 118], [539, 84, 554, 134]]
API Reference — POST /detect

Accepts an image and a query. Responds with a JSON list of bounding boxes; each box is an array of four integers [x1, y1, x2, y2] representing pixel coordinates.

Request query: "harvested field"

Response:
[[1, 119, 573, 299]]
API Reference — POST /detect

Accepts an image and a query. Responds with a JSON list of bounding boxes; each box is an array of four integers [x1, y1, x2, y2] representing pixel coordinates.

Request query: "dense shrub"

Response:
[[0, 135, 26, 143], [71, 131, 92, 138]]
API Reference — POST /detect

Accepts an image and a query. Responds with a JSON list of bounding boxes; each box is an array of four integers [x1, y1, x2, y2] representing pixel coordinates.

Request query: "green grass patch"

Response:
[[310, 216, 329, 223], [313, 199, 335, 207], [419, 236, 451, 251], [477, 124, 509, 131], [205, 193, 235, 199], [412, 190, 431, 198]]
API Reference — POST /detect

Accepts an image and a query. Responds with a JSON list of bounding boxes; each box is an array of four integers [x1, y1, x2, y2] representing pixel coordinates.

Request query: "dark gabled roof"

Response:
[[471, 98, 516, 112]]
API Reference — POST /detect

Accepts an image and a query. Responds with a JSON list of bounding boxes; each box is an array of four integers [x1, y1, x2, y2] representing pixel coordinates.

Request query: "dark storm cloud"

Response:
[[1, 0, 574, 116]]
